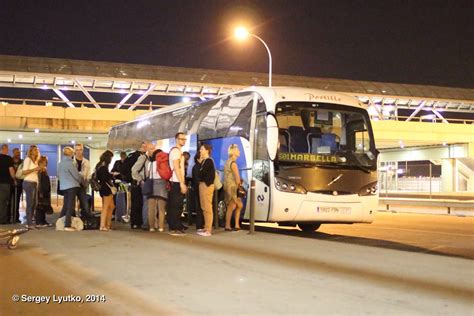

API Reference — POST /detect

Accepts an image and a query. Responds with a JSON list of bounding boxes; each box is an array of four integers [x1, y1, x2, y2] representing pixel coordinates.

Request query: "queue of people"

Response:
[[0, 133, 246, 236]]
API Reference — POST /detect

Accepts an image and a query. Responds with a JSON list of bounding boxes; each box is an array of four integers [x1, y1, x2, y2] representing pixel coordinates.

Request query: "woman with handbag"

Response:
[[224, 144, 243, 232], [96, 150, 115, 231], [22, 145, 42, 230], [197, 144, 215, 237], [35, 155, 53, 228], [146, 149, 168, 232]]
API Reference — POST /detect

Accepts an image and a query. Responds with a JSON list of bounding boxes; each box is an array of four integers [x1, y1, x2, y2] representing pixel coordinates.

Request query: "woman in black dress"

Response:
[[96, 150, 115, 231]]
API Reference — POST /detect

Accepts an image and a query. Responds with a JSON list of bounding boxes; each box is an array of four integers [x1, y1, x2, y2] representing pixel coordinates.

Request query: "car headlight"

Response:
[[275, 177, 307, 194], [359, 182, 378, 196]]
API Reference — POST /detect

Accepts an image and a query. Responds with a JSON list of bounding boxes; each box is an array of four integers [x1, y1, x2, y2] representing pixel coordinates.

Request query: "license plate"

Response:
[[316, 206, 351, 214]]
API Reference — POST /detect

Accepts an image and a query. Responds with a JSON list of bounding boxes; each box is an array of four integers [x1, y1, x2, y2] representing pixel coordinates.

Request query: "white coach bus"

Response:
[[107, 87, 379, 232]]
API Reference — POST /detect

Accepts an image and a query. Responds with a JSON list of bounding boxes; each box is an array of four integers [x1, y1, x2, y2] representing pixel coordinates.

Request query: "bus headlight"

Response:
[[275, 177, 307, 194], [359, 182, 378, 196]]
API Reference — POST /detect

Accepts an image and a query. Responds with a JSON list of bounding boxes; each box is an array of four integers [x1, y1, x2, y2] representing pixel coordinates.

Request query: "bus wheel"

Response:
[[298, 223, 321, 232]]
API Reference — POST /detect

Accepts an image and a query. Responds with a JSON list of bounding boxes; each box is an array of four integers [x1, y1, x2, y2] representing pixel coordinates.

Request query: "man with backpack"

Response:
[[119, 143, 146, 229], [131, 143, 155, 229], [167, 133, 188, 236]]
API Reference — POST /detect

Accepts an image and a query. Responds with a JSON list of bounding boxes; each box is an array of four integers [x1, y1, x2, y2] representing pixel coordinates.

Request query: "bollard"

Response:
[[213, 189, 218, 229], [249, 179, 256, 235]]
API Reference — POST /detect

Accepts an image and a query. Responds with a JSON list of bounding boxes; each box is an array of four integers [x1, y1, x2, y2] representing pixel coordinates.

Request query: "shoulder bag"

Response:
[[142, 161, 154, 196]]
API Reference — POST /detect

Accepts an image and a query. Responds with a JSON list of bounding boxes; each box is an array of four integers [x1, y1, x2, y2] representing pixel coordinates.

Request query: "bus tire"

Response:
[[298, 223, 321, 232]]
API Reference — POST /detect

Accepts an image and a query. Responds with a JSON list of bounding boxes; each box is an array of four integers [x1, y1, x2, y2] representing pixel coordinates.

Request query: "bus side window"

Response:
[[216, 92, 254, 140], [195, 98, 223, 140]]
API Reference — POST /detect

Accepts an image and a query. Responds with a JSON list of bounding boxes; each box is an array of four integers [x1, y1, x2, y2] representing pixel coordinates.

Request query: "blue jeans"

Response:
[[62, 187, 80, 228], [23, 181, 37, 226], [77, 186, 90, 218]]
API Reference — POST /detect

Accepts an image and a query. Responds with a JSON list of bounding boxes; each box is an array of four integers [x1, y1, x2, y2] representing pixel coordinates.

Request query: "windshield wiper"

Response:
[[281, 164, 315, 169]]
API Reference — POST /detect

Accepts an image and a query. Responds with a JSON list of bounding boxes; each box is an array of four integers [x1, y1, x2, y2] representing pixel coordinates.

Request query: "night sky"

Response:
[[0, 0, 472, 88]]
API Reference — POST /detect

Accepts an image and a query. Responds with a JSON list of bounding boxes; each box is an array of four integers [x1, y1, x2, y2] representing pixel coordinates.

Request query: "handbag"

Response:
[[142, 162, 154, 196], [207, 158, 222, 190], [237, 184, 247, 199], [214, 171, 222, 190], [15, 159, 29, 180], [142, 179, 154, 196], [106, 183, 117, 195]]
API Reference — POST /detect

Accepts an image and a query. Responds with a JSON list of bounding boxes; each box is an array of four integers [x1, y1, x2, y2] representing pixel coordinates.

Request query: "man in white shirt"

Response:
[[168, 132, 188, 236], [73, 144, 91, 218]]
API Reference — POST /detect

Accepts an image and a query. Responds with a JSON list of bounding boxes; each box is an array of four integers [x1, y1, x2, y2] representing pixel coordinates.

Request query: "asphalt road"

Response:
[[1, 212, 473, 315], [256, 212, 474, 259]]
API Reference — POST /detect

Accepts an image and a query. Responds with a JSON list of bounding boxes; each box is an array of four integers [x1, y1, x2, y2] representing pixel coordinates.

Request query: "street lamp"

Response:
[[234, 27, 272, 87]]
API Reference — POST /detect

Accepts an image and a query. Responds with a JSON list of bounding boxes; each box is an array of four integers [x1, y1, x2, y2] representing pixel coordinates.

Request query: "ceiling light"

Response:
[[18, 134, 23, 139], [7, 138, 11, 143], [34, 129, 39, 134], [71, 140, 75, 144]]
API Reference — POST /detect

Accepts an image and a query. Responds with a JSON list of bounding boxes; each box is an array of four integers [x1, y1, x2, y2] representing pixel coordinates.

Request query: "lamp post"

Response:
[[234, 27, 272, 87]]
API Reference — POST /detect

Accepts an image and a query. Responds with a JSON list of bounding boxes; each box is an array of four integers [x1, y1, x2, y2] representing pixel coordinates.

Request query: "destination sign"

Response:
[[279, 152, 339, 164]]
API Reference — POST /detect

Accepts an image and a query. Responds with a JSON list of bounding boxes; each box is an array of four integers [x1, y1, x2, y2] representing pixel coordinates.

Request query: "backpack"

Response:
[[156, 151, 173, 181], [120, 151, 142, 183], [90, 171, 101, 192]]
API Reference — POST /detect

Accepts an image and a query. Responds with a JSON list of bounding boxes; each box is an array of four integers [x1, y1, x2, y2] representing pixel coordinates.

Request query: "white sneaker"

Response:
[[197, 231, 211, 237], [158, 228, 164, 232], [149, 228, 156, 232], [64, 227, 75, 232]]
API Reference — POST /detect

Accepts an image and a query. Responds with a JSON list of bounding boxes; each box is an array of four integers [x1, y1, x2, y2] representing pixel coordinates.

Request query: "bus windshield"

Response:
[[276, 102, 377, 171]]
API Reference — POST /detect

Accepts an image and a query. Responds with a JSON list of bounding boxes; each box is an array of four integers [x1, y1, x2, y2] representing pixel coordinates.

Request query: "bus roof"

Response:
[[112, 86, 364, 128]]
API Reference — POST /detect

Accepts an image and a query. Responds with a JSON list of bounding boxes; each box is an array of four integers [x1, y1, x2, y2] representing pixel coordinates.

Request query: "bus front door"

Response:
[[253, 175, 270, 221]]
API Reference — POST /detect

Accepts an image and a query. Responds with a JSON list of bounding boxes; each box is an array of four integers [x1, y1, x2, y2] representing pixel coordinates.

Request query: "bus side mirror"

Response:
[[266, 114, 279, 161]]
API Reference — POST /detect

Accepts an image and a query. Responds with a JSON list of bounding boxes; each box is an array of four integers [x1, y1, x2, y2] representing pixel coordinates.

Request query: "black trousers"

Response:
[[130, 185, 143, 228], [189, 187, 203, 229], [10, 185, 22, 223], [167, 182, 185, 231], [0, 183, 10, 224]]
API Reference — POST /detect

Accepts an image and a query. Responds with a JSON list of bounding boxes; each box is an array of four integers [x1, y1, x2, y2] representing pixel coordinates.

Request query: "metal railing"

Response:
[[0, 97, 166, 110]]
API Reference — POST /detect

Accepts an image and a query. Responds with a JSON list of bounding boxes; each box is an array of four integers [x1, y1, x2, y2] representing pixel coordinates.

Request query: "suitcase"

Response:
[[115, 191, 127, 222], [82, 212, 101, 230]]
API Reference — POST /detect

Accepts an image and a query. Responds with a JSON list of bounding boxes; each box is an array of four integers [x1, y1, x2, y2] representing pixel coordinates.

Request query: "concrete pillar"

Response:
[[441, 158, 456, 192], [469, 142, 474, 159], [89, 149, 103, 172]]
